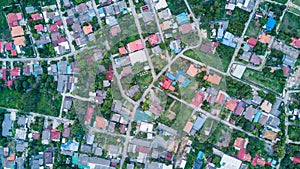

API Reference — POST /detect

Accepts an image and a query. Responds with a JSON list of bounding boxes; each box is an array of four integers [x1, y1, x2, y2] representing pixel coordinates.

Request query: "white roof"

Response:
[[129, 50, 147, 65], [225, 4, 235, 10], [220, 154, 242, 169], [231, 64, 246, 79], [155, 0, 168, 10], [179, 160, 187, 169], [162, 164, 173, 169], [139, 122, 153, 133]]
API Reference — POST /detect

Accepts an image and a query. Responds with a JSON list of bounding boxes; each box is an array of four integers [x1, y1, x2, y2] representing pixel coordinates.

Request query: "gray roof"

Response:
[[127, 164, 134, 169], [108, 144, 119, 155], [127, 85, 140, 98], [16, 142, 28, 152], [157, 123, 178, 136], [111, 100, 123, 113], [2, 114, 13, 137], [17, 116, 27, 127], [93, 147, 103, 156], [270, 98, 282, 117], [147, 162, 163, 169], [239, 52, 252, 61], [282, 55, 296, 67], [268, 116, 280, 128], [42, 130, 50, 143], [252, 95, 262, 105], [25, 6, 37, 14], [244, 107, 258, 121], [63, 97, 73, 110], [106, 16, 118, 27], [80, 144, 92, 153]]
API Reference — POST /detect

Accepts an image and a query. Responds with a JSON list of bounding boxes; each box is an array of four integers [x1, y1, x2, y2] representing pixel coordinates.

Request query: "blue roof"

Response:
[[98, 8, 105, 15], [166, 72, 176, 81], [253, 110, 262, 122], [266, 17, 276, 31], [193, 159, 203, 169], [197, 151, 204, 160], [134, 109, 150, 122], [175, 71, 186, 79], [180, 79, 190, 87], [222, 39, 237, 48], [176, 12, 189, 25], [193, 116, 206, 131]]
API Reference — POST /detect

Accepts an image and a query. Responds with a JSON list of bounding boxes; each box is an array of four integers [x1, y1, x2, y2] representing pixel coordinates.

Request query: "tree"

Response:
[[265, 93, 276, 104]]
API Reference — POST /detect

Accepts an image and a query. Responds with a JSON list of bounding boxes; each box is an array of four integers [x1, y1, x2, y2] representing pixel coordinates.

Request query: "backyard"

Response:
[[167, 0, 187, 16], [278, 12, 300, 43], [288, 125, 300, 141], [170, 101, 193, 132], [245, 20, 260, 37]]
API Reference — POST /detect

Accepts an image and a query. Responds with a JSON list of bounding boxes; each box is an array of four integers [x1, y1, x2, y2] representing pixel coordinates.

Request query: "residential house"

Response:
[[263, 129, 277, 141], [85, 106, 94, 124], [179, 23, 193, 34], [244, 106, 258, 121], [192, 91, 205, 107], [44, 148, 54, 165], [94, 116, 108, 130], [127, 85, 140, 98], [2, 114, 13, 137], [225, 98, 238, 111], [170, 39, 182, 53]]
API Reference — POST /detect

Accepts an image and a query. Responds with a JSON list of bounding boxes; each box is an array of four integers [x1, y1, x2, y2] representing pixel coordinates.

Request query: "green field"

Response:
[[280, 12, 300, 37], [288, 126, 300, 141], [288, 6, 300, 16], [273, 0, 288, 3], [181, 31, 200, 47], [170, 101, 193, 132], [246, 20, 261, 37], [242, 68, 286, 93], [292, 0, 300, 6]]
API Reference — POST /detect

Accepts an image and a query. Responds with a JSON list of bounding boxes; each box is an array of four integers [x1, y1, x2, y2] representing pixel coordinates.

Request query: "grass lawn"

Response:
[[280, 12, 300, 37], [0, 0, 15, 39], [170, 101, 193, 132], [167, 0, 187, 16], [178, 77, 199, 102], [288, 126, 300, 141], [136, 72, 153, 93], [139, 19, 159, 35], [152, 55, 168, 74], [94, 133, 125, 147], [227, 8, 250, 36], [245, 20, 260, 37], [242, 68, 286, 93], [183, 46, 232, 72], [181, 31, 200, 47], [292, 0, 300, 6], [170, 58, 191, 73], [288, 6, 300, 16]]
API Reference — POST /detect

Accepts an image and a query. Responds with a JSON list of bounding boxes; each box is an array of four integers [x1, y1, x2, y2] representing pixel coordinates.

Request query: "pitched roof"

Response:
[[85, 107, 94, 122], [83, 24, 93, 35], [34, 24, 44, 32], [11, 26, 24, 37], [186, 64, 198, 77], [234, 101, 246, 116], [179, 23, 193, 34], [50, 130, 61, 141], [13, 36, 26, 46], [260, 100, 272, 113], [5, 42, 13, 51], [281, 65, 290, 77], [127, 39, 144, 53], [234, 137, 245, 149], [216, 92, 225, 105], [263, 129, 277, 141], [148, 33, 160, 46], [258, 33, 271, 44], [31, 13, 42, 20], [11, 50, 17, 56], [225, 98, 238, 111], [266, 17, 276, 31], [135, 146, 149, 153], [192, 91, 205, 107], [292, 156, 300, 164], [249, 54, 262, 65], [244, 107, 257, 121], [118, 47, 128, 55], [183, 121, 193, 133], [247, 38, 258, 47], [291, 37, 300, 48], [7, 13, 18, 27], [204, 74, 222, 85], [49, 24, 58, 32], [95, 116, 108, 129], [161, 76, 173, 91]]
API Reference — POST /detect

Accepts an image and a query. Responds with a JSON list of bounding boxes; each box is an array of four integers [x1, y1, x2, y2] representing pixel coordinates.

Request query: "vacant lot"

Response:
[[288, 126, 300, 141], [292, 0, 300, 6], [288, 6, 300, 16], [171, 101, 193, 132], [246, 20, 260, 37], [242, 68, 286, 93], [280, 12, 300, 37]]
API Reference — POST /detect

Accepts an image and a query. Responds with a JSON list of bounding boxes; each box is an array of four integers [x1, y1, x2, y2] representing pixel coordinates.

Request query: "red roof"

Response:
[[148, 34, 160, 46], [11, 50, 17, 56], [32, 133, 40, 140], [225, 99, 238, 111], [5, 42, 13, 51], [105, 65, 114, 80], [119, 125, 126, 133], [247, 38, 258, 47], [118, 47, 128, 55], [31, 13, 42, 21], [161, 76, 172, 90], [127, 39, 144, 53], [135, 146, 149, 153], [10, 67, 20, 76], [49, 24, 58, 32], [165, 152, 173, 161], [56, 20, 62, 26], [7, 13, 18, 27], [281, 65, 290, 77], [252, 154, 259, 166], [237, 148, 246, 160], [216, 93, 225, 105], [85, 107, 94, 122], [50, 130, 61, 141], [192, 91, 205, 107], [34, 24, 44, 32], [292, 156, 300, 164], [16, 13, 22, 20], [7, 80, 13, 87], [291, 37, 300, 48]]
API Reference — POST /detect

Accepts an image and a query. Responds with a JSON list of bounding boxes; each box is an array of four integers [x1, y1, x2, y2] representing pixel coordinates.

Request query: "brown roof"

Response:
[[13, 36, 26, 46], [11, 26, 24, 37], [234, 137, 246, 149], [179, 23, 193, 34], [186, 64, 198, 77], [205, 74, 222, 85], [263, 130, 277, 141], [110, 25, 121, 37], [183, 121, 193, 133], [258, 33, 271, 44], [95, 116, 108, 129], [135, 146, 149, 153]]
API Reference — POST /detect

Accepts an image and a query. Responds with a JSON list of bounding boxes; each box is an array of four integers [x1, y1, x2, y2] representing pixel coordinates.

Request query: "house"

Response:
[[85, 106, 94, 123], [183, 121, 193, 133], [2, 114, 13, 137], [17, 116, 27, 127], [148, 33, 161, 46], [222, 32, 237, 48], [118, 47, 128, 55], [225, 99, 238, 111], [76, 3, 88, 14], [220, 154, 242, 169], [290, 37, 300, 48], [106, 16, 118, 27], [263, 129, 277, 141], [192, 116, 206, 131], [258, 113, 269, 126], [126, 39, 144, 53], [42, 130, 51, 145], [244, 107, 257, 121], [249, 54, 262, 65], [170, 39, 182, 53], [111, 100, 123, 113], [62, 125, 70, 138], [240, 52, 252, 62], [260, 100, 272, 113], [234, 137, 246, 150], [234, 101, 246, 116], [258, 33, 271, 44], [179, 23, 193, 34], [34, 24, 44, 33], [129, 50, 147, 65], [192, 91, 205, 107], [11, 26, 24, 37], [72, 23, 82, 32], [108, 144, 120, 157], [282, 54, 297, 67], [237, 148, 252, 162], [139, 122, 153, 133], [161, 76, 175, 91], [155, 0, 168, 10], [50, 130, 61, 141], [44, 148, 54, 165], [83, 24, 93, 35], [31, 13, 42, 21], [80, 144, 92, 153], [292, 156, 300, 164], [216, 92, 225, 105], [201, 42, 214, 53], [160, 20, 172, 31], [158, 8, 172, 20], [281, 65, 291, 77], [266, 17, 276, 31], [204, 74, 222, 85], [176, 12, 189, 25], [247, 38, 258, 48], [7, 13, 22, 27], [94, 116, 108, 129]]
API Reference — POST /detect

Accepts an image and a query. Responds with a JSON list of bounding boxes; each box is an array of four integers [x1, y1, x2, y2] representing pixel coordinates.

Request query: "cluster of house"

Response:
[[47, 60, 79, 93], [62, 1, 98, 48], [159, 70, 192, 92], [27, 5, 71, 55], [2, 11, 27, 57], [225, 0, 256, 13], [239, 37, 263, 66], [84, 100, 130, 134], [0, 64, 21, 87]]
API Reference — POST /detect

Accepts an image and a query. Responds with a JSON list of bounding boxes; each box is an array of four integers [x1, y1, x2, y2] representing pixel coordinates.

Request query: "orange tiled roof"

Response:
[[205, 74, 222, 85], [95, 116, 107, 129], [258, 33, 271, 44], [83, 24, 93, 35], [186, 64, 198, 77], [11, 26, 24, 37], [13, 36, 26, 46]]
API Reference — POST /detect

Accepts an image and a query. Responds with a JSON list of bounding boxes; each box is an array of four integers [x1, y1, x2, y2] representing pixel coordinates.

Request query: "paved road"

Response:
[[55, 0, 75, 53]]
